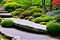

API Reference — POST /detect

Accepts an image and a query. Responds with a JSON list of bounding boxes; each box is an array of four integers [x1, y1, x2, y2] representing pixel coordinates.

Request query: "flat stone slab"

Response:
[[0, 26, 58, 40], [46, 10, 60, 15], [3, 18, 46, 31], [0, 13, 11, 15], [0, 11, 8, 13], [0, 13, 12, 18], [0, 18, 58, 40]]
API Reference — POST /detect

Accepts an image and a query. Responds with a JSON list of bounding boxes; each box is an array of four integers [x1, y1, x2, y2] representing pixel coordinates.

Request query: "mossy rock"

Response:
[[46, 22, 60, 36], [40, 22, 49, 25], [1, 19, 14, 27]]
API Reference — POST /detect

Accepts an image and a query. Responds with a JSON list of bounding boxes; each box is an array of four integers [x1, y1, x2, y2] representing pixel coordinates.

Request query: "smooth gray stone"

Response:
[[0, 13, 11, 16], [0, 11, 8, 13], [0, 13, 12, 18], [0, 26, 58, 40], [3, 18, 46, 31], [3, 18, 47, 34], [0, 18, 58, 40], [46, 10, 60, 15]]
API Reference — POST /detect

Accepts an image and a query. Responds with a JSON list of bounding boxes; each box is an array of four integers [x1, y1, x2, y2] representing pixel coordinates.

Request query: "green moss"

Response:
[[46, 22, 60, 36], [43, 16, 54, 22], [11, 8, 24, 17], [27, 6, 38, 10], [40, 14, 47, 18], [31, 8, 42, 13], [11, 10, 21, 17], [0, 17, 2, 23], [40, 22, 49, 25], [15, 8, 24, 12], [4, 2, 20, 12], [19, 11, 32, 19], [34, 17, 45, 23], [55, 14, 60, 22], [25, 16, 33, 21], [34, 16, 54, 23], [32, 12, 43, 18], [1, 19, 14, 27]]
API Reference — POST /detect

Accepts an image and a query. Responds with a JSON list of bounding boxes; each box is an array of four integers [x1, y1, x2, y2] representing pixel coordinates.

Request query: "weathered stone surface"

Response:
[[2, 18, 47, 34], [0, 13, 12, 18], [0, 11, 8, 13], [3, 18, 47, 34], [15, 24, 47, 34], [0, 13, 11, 15], [46, 10, 60, 15], [0, 18, 58, 40], [3, 18, 46, 31], [0, 26, 58, 40]]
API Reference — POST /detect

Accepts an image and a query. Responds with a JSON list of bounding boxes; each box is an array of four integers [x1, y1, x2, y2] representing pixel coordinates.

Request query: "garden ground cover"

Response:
[[0, 0, 60, 40]]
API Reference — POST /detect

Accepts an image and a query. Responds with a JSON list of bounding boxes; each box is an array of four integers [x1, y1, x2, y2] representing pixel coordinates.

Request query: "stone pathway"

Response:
[[0, 6, 12, 17], [3, 18, 46, 30], [0, 13, 11, 15], [0, 26, 58, 40], [1, 18, 58, 40], [0, 13, 12, 18]]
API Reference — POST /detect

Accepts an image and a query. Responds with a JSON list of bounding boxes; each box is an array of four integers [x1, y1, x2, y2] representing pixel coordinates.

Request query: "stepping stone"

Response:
[[2, 18, 48, 34], [0, 11, 8, 13], [0, 5, 12, 18], [0, 26, 58, 40], [0, 13, 12, 18], [0, 18, 58, 40], [3, 18, 46, 31], [46, 10, 60, 15]]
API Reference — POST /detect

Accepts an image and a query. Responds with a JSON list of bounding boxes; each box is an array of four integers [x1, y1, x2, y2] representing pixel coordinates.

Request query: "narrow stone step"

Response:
[[1, 18, 58, 40], [3, 18, 47, 34], [0, 26, 58, 40], [3, 18, 46, 31], [0, 13, 11, 15], [0, 13, 12, 18], [0, 11, 8, 13]]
